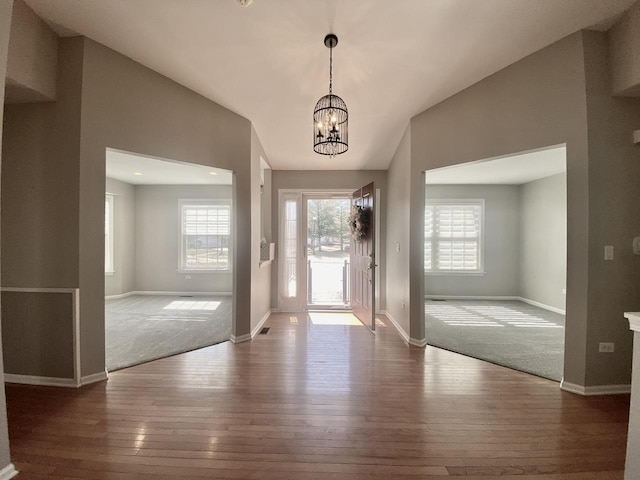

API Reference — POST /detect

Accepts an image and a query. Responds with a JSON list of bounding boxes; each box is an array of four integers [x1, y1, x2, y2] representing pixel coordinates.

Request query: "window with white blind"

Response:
[[180, 200, 231, 271], [424, 200, 483, 273], [105, 194, 114, 275]]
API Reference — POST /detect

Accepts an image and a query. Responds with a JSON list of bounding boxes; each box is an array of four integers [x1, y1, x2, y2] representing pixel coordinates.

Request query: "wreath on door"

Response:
[[348, 205, 370, 241]]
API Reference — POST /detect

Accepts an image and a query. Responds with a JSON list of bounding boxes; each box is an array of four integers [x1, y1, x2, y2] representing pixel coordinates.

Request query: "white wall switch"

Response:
[[562, 288, 567, 295], [604, 245, 614, 260], [599, 342, 615, 353], [396, 242, 400, 253]]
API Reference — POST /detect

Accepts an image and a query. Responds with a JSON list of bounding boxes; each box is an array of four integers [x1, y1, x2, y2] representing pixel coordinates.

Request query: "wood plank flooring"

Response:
[[5, 312, 630, 479]]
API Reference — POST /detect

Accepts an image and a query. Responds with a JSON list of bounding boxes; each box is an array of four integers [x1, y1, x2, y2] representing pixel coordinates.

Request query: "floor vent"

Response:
[[259, 327, 271, 335], [180, 295, 194, 298], [431, 299, 446, 302]]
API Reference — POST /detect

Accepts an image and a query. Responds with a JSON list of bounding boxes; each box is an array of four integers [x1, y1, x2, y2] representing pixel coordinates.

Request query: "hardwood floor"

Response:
[[5, 312, 630, 479]]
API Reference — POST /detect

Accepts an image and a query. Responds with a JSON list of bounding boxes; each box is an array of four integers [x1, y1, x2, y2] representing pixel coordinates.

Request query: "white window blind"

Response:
[[180, 202, 231, 270], [425, 201, 482, 272], [283, 198, 297, 298]]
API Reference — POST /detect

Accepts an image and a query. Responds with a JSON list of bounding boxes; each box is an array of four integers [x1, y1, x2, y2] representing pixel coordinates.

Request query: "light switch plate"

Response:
[[604, 245, 614, 260], [599, 342, 615, 353]]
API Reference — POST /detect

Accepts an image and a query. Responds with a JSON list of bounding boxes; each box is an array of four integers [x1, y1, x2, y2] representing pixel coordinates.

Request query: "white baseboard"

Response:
[[0, 463, 18, 480], [518, 297, 565, 315], [81, 370, 109, 386], [425, 295, 566, 315], [426, 295, 518, 301], [560, 379, 631, 396], [230, 333, 251, 344], [4, 374, 78, 388], [380, 310, 425, 347], [105, 291, 134, 300], [107, 291, 232, 299], [251, 310, 272, 338]]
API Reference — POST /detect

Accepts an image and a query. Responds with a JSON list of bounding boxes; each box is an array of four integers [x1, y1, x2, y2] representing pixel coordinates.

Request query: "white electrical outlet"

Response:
[[599, 342, 615, 353], [401, 302, 406, 310], [396, 242, 400, 253]]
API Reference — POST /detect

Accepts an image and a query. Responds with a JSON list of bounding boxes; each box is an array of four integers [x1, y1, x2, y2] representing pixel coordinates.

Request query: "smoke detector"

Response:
[[236, 0, 253, 6]]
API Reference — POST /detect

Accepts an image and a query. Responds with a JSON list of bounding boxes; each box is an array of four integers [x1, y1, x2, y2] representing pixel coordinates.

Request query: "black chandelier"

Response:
[[313, 34, 348, 157]]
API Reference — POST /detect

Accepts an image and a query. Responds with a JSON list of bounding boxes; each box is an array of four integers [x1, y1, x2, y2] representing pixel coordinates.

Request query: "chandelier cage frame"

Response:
[[313, 34, 349, 157]]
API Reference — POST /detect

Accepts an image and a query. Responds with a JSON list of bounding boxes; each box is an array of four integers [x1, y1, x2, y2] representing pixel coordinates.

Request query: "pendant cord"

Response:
[[329, 46, 333, 95]]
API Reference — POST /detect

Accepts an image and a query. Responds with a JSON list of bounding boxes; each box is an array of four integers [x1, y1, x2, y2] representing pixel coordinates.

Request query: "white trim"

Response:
[[409, 337, 428, 347], [81, 370, 109, 386], [518, 296, 566, 315], [105, 291, 135, 300], [1, 287, 77, 293], [251, 310, 272, 338], [560, 379, 631, 396], [230, 333, 251, 344], [381, 310, 410, 343], [0, 463, 18, 480], [1, 287, 82, 385], [4, 374, 78, 388], [624, 312, 640, 332], [425, 294, 518, 301], [424, 295, 566, 315], [122, 291, 232, 297]]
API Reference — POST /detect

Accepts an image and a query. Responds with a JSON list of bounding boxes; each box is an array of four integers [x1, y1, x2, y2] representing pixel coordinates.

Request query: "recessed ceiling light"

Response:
[[236, 0, 253, 6], [209, 172, 219, 176], [133, 172, 143, 176]]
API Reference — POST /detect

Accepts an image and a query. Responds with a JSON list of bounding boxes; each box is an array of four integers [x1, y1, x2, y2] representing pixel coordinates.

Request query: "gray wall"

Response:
[[402, 31, 591, 383], [399, 30, 640, 388], [78, 37, 258, 375], [270, 169, 388, 314], [609, 0, 640, 96], [519, 173, 567, 310], [1, 291, 74, 377], [134, 184, 233, 294], [386, 126, 411, 335], [5, 0, 57, 103], [0, 0, 15, 471], [2, 35, 260, 379], [582, 32, 640, 386], [105, 178, 135, 297], [424, 185, 520, 297]]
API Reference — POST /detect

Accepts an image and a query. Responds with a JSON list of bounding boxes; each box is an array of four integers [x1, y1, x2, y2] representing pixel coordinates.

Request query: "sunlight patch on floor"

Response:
[[163, 300, 221, 311], [425, 303, 563, 329], [309, 312, 362, 326]]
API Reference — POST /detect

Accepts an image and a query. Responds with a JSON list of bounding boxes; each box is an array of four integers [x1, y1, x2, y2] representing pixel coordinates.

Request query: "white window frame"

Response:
[[178, 199, 232, 273], [424, 199, 485, 275], [105, 194, 115, 276]]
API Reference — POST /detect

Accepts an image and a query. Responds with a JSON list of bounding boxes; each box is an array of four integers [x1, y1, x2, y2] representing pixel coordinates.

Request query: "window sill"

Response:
[[425, 271, 485, 276]]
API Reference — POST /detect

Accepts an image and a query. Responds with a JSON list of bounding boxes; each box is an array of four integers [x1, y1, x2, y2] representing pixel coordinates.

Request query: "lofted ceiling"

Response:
[[25, 0, 635, 171]]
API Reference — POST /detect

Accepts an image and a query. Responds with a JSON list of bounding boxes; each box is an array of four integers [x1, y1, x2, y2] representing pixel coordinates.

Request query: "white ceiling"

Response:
[[426, 145, 567, 185], [26, 0, 635, 171], [106, 149, 233, 185]]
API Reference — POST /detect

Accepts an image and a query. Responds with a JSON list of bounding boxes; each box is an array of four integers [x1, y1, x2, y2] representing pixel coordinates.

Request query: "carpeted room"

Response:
[[424, 146, 567, 380], [105, 149, 233, 371]]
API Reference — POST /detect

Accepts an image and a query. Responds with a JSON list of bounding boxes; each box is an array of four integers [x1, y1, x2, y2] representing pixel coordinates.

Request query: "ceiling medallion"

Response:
[[313, 34, 348, 158]]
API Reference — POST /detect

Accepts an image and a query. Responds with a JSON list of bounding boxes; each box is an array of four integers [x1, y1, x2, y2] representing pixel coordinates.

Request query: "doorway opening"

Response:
[[424, 144, 567, 381], [305, 196, 351, 308], [104, 148, 234, 372]]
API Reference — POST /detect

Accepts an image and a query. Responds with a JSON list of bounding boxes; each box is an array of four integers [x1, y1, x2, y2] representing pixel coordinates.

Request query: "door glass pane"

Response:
[[306, 198, 351, 306], [284, 199, 297, 298]]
